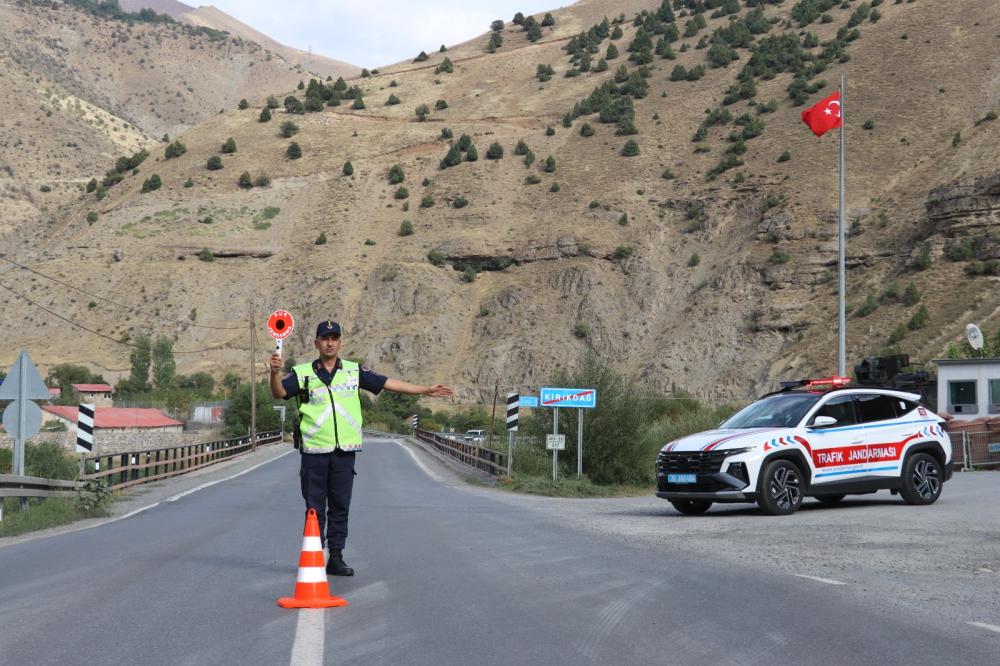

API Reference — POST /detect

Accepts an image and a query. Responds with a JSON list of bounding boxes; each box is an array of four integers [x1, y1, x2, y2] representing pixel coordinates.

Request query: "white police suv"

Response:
[[656, 377, 952, 515]]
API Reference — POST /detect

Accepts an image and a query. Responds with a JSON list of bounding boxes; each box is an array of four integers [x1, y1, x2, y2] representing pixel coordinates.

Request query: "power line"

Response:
[[0, 282, 245, 354], [0, 255, 243, 330]]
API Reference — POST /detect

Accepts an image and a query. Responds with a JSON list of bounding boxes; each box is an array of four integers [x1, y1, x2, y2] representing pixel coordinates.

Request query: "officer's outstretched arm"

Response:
[[384, 379, 453, 398]]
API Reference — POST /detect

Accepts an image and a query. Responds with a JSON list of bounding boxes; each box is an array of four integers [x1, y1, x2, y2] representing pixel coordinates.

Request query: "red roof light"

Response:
[[804, 376, 852, 388]]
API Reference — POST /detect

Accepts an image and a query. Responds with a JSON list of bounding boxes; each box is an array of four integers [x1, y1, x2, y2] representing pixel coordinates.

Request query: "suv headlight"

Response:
[[720, 446, 756, 457]]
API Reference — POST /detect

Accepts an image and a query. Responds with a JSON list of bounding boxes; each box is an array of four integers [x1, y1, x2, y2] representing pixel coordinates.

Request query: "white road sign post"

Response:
[[506, 392, 518, 477]]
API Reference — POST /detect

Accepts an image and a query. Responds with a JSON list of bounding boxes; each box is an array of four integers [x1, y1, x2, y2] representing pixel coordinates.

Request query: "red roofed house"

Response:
[[42, 406, 183, 433], [71, 383, 114, 407]]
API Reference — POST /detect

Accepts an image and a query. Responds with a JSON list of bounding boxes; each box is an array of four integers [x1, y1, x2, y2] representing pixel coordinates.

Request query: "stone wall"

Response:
[[0, 429, 209, 455]]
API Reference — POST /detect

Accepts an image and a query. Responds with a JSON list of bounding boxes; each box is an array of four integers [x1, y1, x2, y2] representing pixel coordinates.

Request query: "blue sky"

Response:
[[205, 1, 566, 67]]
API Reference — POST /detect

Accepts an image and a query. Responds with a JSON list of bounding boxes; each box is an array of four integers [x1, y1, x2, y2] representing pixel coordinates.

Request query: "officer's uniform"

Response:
[[280, 339, 386, 561]]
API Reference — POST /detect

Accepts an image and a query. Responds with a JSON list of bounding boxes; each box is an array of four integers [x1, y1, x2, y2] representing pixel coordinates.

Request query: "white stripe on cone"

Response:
[[297, 567, 327, 583], [302, 536, 323, 552]]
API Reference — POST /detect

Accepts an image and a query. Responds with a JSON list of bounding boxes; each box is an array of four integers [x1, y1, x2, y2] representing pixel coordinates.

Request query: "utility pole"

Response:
[[250, 305, 257, 451], [488, 378, 499, 447]]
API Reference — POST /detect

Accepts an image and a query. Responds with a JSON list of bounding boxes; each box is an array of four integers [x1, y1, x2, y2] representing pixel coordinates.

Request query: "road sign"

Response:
[[412, 414, 419, 430], [266, 310, 295, 355], [506, 393, 519, 432], [0, 350, 51, 401], [519, 396, 539, 408], [3, 400, 42, 441], [539, 387, 597, 409], [76, 403, 95, 453], [546, 434, 566, 450]]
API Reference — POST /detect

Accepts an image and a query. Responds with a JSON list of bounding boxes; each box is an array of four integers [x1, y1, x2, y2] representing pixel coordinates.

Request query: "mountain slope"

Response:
[[3, 0, 999, 403]]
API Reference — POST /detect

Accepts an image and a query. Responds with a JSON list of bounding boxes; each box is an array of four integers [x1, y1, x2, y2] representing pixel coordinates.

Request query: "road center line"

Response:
[[792, 573, 847, 586], [165, 448, 295, 502], [966, 621, 1000, 634], [289, 609, 325, 666]]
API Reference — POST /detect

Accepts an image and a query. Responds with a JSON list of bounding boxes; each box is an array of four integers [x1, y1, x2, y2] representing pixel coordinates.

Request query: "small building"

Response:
[[70, 383, 114, 407], [934, 358, 1000, 421], [41, 406, 183, 433]]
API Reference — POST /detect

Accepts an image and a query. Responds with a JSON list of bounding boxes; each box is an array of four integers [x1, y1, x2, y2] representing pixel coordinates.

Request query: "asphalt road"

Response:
[[0, 437, 997, 665]]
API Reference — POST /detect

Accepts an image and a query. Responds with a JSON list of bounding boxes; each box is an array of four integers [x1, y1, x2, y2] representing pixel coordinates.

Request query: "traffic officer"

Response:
[[269, 320, 452, 576]]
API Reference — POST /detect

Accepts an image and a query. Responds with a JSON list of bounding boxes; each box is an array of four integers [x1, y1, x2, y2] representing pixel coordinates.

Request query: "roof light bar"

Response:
[[804, 376, 852, 388]]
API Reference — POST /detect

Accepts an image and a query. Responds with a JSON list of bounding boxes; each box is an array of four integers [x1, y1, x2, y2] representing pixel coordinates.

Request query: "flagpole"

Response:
[[838, 75, 846, 377]]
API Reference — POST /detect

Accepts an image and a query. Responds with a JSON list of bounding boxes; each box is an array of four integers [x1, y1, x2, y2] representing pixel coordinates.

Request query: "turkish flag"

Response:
[[801, 91, 843, 137]]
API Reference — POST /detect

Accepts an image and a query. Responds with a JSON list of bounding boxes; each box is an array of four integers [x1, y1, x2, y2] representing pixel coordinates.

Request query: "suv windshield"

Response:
[[720, 393, 823, 429]]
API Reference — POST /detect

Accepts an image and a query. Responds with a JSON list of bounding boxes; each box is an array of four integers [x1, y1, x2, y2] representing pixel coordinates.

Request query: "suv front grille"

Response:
[[656, 450, 736, 492]]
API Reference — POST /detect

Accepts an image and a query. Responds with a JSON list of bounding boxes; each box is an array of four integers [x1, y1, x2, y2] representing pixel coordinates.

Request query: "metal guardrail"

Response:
[[79, 430, 283, 491], [0, 474, 83, 499], [413, 429, 506, 477]]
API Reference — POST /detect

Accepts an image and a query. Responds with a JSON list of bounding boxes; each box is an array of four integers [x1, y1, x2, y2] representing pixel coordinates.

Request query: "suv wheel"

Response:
[[669, 499, 713, 515], [758, 459, 804, 515], [815, 494, 846, 504], [899, 452, 942, 505]]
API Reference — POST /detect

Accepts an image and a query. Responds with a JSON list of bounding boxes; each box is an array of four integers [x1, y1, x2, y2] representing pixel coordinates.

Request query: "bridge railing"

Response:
[[79, 430, 283, 491], [413, 429, 506, 478]]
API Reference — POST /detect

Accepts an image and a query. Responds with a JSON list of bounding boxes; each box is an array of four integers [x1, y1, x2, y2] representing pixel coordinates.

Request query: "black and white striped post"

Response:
[[505, 392, 518, 477], [412, 414, 418, 432], [76, 403, 95, 453]]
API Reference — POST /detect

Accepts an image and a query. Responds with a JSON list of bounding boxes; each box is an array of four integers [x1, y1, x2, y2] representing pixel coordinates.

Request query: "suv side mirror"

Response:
[[809, 415, 838, 428]]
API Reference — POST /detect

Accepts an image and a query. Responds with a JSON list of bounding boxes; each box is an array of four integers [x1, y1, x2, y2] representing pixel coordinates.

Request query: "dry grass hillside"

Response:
[[118, 0, 361, 79], [0, 0, 332, 230], [2, 0, 999, 403]]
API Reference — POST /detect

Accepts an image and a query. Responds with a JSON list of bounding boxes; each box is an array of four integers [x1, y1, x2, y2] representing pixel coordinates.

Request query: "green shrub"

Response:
[[435, 57, 454, 74], [525, 174, 541, 185], [614, 246, 634, 259], [514, 139, 529, 155], [198, 248, 215, 262], [414, 50, 429, 62], [662, 168, 675, 180], [352, 97, 366, 110], [777, 150, 791, 162], [589, 200, 601, 209], [912, 242, 931, 270], [394, 186, 409, 200], [343, 161, 354, 176], [254, 174, 271, 187], [453, 196, 469, 208], [388, 164, 405, 184], [907, 305, 929, 331], [546, 126, 556, 136], [415, 104, 430, 121], [86, 178, 97, 193], [573, 322, 590, 339], [140, 174, 161, 192], [420, 194, 434, 208], [580, 123, 595, 137], [315, 232, 327, 245], [183, 178, 193, 188], [688, 252, 700, 267], [618, 212, 628, 226], [386, 93, 401, 106], [769, 249, 790, 264], [887, 323, 908, 345], [280, 120, 299, 138], [621, 140, 639, 156], [435, 99, 448, 110], [238, 171, 253, 189], [549, 182, 560, 193], [465, 144, 479, 161], [286, 142, 302, 160], [266, 95, 280, 109], [440, 127, 453, 140], [259, 108, 271, 122], [486, 142, 504, 159], [221, 137, 237, 154], [854, 293, 879, 317], [399, 221, 414, 236], [86, 211, 98, 224], [863, 119, 874, 130], [543, 155, 556, 172], [164, 141, 186, 159], [427, 249, 446, 265]]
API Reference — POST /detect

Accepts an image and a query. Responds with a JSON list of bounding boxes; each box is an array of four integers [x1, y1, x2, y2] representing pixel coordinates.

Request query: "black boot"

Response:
[[326, 548, 354, 576]]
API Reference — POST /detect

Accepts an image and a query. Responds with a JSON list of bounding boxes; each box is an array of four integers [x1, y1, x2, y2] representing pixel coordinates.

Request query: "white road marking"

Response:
[[289, 609, 326, 666], [165, 448, 295, 502], [966, 621, 1000, 634], [792, 573, 847, 586], [391, 439, 444, 482]]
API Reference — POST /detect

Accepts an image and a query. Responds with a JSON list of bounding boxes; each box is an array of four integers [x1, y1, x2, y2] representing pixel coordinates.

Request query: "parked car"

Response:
[[655, 377, 953, 515], [463, 429, 486, 443]]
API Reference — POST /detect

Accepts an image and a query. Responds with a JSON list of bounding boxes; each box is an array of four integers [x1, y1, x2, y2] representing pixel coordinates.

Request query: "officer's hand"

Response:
[[269, 353, 283, 374], [425, 384, 453, 398]]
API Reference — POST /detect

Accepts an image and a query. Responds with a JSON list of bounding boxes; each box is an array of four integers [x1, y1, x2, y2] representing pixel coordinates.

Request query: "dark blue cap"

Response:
[[316, 320, 342, 338]]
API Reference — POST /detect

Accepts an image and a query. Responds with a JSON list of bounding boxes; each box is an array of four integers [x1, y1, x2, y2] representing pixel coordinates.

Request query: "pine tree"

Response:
[[238, 171, 253, 189], [286, 142, 302, 160], [621, 139, 640, 156], [388, 164, 405, 184], [486, 142, 504, 159], [415, 104, 430, 121], [386, 93, 401, 105], [280, 121, 299, 138], [343, 161, 354, 176], [259, 108, 272, 122], [352, 97, 366, 110], [543, 155, 556, 172], [514, 139, 529, 155], [221, 137, 237, 154], [414, 50, 429, 62], [238, 98, 248, 110], [206, 156, 223, 170], [466, 144, 479, 161]]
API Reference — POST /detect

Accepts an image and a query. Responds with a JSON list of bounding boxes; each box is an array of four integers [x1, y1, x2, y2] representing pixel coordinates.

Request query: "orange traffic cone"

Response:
[[277, 508, 349, 609]]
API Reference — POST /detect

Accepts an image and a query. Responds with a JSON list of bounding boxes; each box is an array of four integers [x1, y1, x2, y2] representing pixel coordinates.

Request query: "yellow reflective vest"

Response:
[[294, 360, 364, 453]]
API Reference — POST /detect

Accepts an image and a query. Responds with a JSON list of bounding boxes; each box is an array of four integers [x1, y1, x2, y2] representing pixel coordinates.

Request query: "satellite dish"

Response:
[[966, 323, 984, 351]]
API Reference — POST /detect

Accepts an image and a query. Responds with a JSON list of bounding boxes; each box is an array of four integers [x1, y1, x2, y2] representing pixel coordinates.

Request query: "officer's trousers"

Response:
[[299, 449, 356, 550]]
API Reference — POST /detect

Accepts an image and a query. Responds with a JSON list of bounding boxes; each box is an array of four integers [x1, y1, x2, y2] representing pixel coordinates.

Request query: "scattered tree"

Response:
[[280, 120, 299, 138], [343, 161, 354, 176], [386, 93, 401, 105], [435, 58, 454, 74], [259, 107, 272, 122], [435, 99, 448, 110], [238, 171, 253, 189], [286, 142, 302, 160], [543, 155, 556, 172], [221, 137, 237, 154], [238, 98, 248, 110], [399, 221, 414, 236], [414, 50, 429, 62], [415, 103, 430, 121], [486, 142, 504, 159], [388, 164, 405, 184], [206, 156, 223, 171]]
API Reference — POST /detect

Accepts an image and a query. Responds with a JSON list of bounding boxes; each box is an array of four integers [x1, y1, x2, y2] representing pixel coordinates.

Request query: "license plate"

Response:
[[667, 473, 697, 484]]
